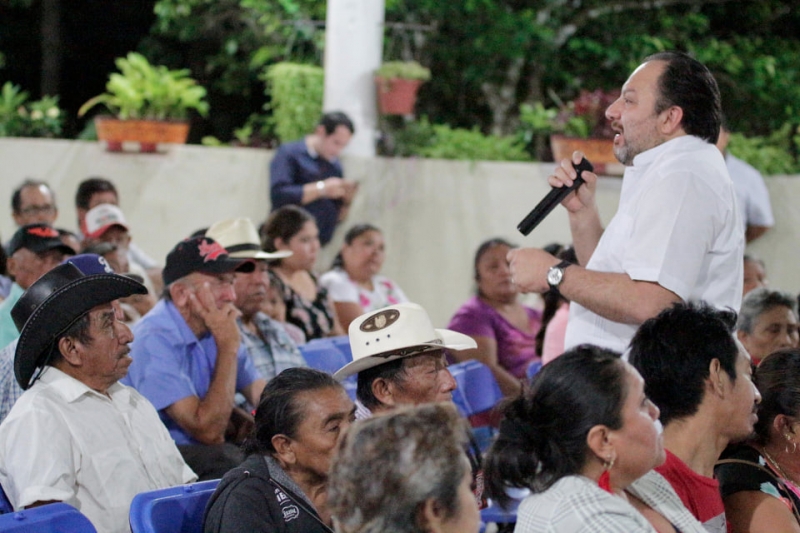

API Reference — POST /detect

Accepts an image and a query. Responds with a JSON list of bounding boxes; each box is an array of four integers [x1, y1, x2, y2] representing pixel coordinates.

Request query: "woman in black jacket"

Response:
[[204, 368, 356, 533]]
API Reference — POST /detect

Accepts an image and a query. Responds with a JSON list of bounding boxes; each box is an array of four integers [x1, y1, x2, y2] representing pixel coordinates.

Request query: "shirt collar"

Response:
[[631, 135, 705, 168], [36, 366, 128, 403]]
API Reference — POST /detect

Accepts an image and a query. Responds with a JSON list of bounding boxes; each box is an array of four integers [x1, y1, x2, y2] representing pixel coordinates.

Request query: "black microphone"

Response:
[[517, 157, 594, 236]]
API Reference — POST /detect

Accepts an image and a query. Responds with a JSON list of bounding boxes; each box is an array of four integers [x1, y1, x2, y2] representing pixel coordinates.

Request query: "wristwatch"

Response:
[[546, 260, 572, 291]]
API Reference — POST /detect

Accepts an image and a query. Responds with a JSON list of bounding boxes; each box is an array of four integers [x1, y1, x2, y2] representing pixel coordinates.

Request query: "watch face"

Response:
[[547, 267, 563, 286]]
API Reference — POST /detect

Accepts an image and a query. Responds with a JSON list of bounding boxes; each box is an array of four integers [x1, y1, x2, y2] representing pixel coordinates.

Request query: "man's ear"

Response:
[[708, 358, 726, 398], [5, 256, 17, 279], [417, 498, 446, 533], [170, 282, 189, 308], [57, 336, 83, 367], [659, 105, 684, 135], [371, 377, 396, 408], [271, 434, 296, 466]]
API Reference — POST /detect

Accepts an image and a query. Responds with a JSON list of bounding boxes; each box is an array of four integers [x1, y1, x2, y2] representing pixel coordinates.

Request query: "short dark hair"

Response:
[[75, 177, 118, 210], [753, 349, 800, 445], [12, 179, 54, 214], [318, 111, 354, 135], [645, 51, 721, 143], [330, 223, 381, 270], [483, 345, 626, 506], [356, 358, 405, 411], [628, 301, 738, 426], [244, 367, 342, 455], [260, 205, 315, 254]]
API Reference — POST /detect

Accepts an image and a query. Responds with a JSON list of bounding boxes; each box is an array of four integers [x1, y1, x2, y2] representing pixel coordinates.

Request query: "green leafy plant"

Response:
[[417, 123, 530, 162], [78, 52, 209, 121], [375, 61, 431, 81], [262, 62, 323, 143], [519, 89, 619, 140], [0, 82, 63, 138], [727, 124, 800, 175]]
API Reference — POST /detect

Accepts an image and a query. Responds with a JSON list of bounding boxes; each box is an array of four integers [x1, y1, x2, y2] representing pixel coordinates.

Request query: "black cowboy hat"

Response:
[[12, 262, 147, 390]]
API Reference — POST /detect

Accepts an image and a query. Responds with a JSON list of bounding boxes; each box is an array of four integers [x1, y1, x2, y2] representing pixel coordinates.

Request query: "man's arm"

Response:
[[508, 248, 681, 326], [745, 225, 770, 243], [164, 287, 242, 445]]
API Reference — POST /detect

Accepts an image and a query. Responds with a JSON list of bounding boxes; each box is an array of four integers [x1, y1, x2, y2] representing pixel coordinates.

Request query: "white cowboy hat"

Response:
[[206, 217, 291, 261]]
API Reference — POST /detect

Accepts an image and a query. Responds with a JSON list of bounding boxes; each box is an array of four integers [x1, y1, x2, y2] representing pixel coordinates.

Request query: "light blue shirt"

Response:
[[0, 284, 24, 352]]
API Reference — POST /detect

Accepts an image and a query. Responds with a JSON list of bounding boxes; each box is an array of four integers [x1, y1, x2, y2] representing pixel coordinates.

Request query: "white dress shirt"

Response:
[[565, 136, 744, 353], [0, 367, 196, 533]]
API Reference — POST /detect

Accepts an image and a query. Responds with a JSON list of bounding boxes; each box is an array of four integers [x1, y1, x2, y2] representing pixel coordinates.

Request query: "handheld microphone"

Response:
[[517, 157, 594, 236]]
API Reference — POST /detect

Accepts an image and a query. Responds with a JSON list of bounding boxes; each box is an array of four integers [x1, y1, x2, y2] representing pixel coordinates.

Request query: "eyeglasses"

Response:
[[19, 204, 56, 216]]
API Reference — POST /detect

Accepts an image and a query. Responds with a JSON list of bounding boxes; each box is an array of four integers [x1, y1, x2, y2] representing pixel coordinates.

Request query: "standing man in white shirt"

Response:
[[716, 119, 774, 243], [508, 51, 743, 353]]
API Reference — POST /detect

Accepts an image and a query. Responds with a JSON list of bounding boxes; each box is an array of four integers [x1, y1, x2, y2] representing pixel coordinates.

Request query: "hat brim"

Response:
[[227, 249, 292, 261], [15, 274, 147, 390], [197, 258, 256, 276], [86, 223, 129, 240], [333, 328, 476, 380]]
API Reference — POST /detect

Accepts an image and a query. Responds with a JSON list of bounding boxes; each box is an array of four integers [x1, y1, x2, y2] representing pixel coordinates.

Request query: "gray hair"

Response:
[[328, 403, 469, 533], [737, 287, 798, 334]]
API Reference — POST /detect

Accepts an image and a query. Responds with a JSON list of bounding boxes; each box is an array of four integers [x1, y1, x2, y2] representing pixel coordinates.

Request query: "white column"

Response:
[[324, 0, 385, 157]]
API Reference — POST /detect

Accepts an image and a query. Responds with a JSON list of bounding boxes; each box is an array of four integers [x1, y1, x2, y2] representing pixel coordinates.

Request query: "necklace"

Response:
[[762, 446, 800, 486]]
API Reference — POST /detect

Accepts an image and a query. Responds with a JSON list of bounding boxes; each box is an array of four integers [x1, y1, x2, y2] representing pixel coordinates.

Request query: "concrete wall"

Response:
[[0, 138, 795, 326]]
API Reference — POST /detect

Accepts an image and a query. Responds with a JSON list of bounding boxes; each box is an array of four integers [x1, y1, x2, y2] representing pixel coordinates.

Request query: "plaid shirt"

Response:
[[239, 313, 307, 381], [0, 339, 23, 425]]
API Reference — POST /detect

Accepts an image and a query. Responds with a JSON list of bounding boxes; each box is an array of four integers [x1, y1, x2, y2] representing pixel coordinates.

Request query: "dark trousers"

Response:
[[178, 443, 245, 481]]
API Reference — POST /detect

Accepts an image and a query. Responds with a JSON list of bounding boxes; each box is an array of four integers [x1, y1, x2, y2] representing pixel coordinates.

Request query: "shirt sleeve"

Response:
[[319, 270, 359, 303], [1, 406, 77, 509], [622, 170, 724, 300], [128, 332, 198, 411], [269, 145, 304, 208], [236, 344, 262, 391]]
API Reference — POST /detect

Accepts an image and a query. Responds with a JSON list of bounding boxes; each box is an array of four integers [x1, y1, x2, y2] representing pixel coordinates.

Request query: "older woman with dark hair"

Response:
[[328, 403, 480, 533], [736, 287, 799, 366], [203, 367, 356, 533], [716, 348, 800, 532], [448, 238, 542, 396], [484, 345, 706, 532], [319, 223, 408, 331], [261, 205, 344, 340]]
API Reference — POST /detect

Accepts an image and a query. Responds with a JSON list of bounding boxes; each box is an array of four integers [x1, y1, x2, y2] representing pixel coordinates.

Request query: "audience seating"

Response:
[[299, 339, 351, 375], [479, 490, 526, 533], [0, 482, 13, 514], [129, 479, 220, 533], [329, 335, 352, 360], [0, 502, 97, 532], [452, 360, 503, 416], [526, 360, 543, 380]]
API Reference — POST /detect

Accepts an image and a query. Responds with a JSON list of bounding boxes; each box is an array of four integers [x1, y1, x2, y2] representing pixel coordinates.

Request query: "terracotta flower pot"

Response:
[[94, 117, 190, 153], [549, 134, 624, 175], [375, 77, 423, 115]]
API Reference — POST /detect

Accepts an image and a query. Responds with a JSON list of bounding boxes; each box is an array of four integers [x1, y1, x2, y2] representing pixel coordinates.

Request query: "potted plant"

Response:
[[374, 61, 431, 115], [78, 52, 209, 152], [519, 88, 621, 173]]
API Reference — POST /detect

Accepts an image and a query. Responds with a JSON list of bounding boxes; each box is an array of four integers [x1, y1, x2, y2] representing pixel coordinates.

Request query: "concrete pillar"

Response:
[[324, 0, 385, 157]]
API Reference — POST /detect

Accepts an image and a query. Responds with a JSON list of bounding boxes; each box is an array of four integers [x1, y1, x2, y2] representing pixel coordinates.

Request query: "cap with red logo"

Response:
[[85, 203, 129, 239], [6, 223, 76, 257], [162, 236, 255, 286]]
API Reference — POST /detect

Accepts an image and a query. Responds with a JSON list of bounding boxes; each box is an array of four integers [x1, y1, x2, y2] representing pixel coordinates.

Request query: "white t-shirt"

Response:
[[565, 136, 744, 353], [319, 268, 408, 312], [726, 153, 774, 232], [0, 367, 196, 533]]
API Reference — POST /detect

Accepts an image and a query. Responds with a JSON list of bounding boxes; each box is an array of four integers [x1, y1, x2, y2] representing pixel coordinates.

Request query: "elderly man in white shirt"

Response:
[[0, 254, 196, 533], [508, 51, 743, 354]]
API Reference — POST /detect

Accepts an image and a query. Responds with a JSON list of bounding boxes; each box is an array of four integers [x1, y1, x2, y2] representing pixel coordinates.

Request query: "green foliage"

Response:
[[418, 123, 530, 162], [262, 62, 323, 142], [0, 82, 63, 138], [375, 61, 431, 81], [727, 124, 800, 175], [78, 52, 209, 120]]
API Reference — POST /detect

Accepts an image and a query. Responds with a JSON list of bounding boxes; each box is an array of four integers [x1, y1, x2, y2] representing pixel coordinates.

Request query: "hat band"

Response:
[[225, 243, 261, 253]]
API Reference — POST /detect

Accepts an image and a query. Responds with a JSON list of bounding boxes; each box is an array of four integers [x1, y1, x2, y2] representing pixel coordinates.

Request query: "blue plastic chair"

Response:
[[456, 360, 503, 415], [329, 335, 353, 361], [0, 482, 13, 514], [129, 479, 220, 533], [299, 343, 350, 375], [526, 360, 543, 380], [0, 502, 97, 532]]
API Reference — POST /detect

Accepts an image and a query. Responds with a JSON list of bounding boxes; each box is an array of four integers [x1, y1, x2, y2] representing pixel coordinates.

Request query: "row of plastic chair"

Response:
[[299, 335, 353, 375], [0, 502, 97, 532]]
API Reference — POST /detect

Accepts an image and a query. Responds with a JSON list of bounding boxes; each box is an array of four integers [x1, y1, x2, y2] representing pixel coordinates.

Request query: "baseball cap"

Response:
[[6, 223, 76, 257], [85, 203, 129, 239], [162, 235, 255, 286]]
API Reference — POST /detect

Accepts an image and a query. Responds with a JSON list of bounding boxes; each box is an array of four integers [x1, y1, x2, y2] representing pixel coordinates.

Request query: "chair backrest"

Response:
[[329, 335, 353, 361], [0, 482, 13, 514], [452, 360, 502, 416], [0, 502, 97, 532], [299, 342, 350, 375], [526, 360, 543, 380], [129, 479, 220, 533]]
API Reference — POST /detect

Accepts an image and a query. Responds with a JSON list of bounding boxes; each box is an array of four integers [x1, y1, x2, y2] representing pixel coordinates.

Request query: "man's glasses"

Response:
[[19, 204, 55, 216]]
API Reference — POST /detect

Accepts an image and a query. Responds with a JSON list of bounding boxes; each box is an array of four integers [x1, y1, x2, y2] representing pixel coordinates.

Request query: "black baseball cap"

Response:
[[162, 235, 255, 286], [7, 223, 76, 257]]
